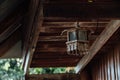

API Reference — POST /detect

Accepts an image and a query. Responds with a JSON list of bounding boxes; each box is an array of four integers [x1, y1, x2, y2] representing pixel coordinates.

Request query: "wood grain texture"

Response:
[[26, 74, 79, 80], [91, 42, 120, 80], [22, 0, 43, 75], [75, 20, 120, 73]]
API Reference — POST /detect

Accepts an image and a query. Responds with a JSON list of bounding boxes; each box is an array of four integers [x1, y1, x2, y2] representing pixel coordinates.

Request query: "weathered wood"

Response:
[[0, 23, 21, 43], [0, 7, 23, 43], [22, 0, 40, 70], [44, 17, 110, 22], [31, 58, 79, 67], [38, 35, 67, 42], [35, 47, 66, 53], [33, 53, 81, 59], [43, 22, 108, 28], [31, 63, 77, 67], [36, 42, 66, 48], [91, 41, 120, 80], [44, 21, 109, 24], [0, 7, 23, 34], [23, 0, 43, 75], [75, 20, 120, 73], [41, 22, 107, 31], [26, 74, 79, 80], [39, 27, 104, 33]]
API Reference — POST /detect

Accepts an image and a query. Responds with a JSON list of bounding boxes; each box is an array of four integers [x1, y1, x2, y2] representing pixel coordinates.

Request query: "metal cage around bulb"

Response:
[[66, 29, 89, 56]]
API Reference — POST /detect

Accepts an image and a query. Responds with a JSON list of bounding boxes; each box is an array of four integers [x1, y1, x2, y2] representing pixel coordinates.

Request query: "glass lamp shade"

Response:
[[69, 31, 77, 41], [68, 30, 88, 42], [66, 29, 89, 56], [77, 30, 88, 41]]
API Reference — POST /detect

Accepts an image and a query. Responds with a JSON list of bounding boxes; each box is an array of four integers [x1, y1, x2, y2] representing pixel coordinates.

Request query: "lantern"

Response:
[[64, 23, 89, 56]]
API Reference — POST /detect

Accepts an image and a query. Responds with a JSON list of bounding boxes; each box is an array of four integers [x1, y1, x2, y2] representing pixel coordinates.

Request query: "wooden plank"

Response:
[[75, 20, 120, 73], [30, 63, 77, 67], [36, 44, 66, 49], [26, 74, 79, 80], [0, 9, 23, 43], [43, 22, 108, 27], [35, 47, 66, 53], [36, 43, 66, 48], [39, 32, 61, 36], [23, 0, 43, 75], [0, 23, 21, 43], [44, 21, 109, 24], [32, 57, 79, 62], [42, 22, 107, 30], [33, 53, 81, 59], [31, 58, 79, 67], [0, 7, 23, 34], [38, 35, 67, 42], [44, 17, 110, 22], [38, 35, 97, 43], [40, 27, 104, 33]]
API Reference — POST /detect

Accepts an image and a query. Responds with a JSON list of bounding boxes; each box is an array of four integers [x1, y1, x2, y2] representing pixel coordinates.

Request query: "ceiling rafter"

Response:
[[75, 20, 120, 74], [22, 0, 44, 75]]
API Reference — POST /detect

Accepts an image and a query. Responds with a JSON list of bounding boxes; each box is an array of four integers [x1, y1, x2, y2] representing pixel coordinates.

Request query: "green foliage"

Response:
[[0, 58, 75, 80], [29, 67, 75, 74], [0, 58, 24, 80]]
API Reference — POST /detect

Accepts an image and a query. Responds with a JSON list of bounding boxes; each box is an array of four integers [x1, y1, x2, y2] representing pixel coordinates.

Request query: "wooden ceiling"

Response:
[[31, 21, 108, 67], [1, 0, 120, 71], [30, 0, 120, 67]]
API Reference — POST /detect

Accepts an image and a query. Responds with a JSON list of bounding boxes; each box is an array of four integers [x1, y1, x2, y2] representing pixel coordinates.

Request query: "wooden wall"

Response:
[[91, 44, 120, 80]]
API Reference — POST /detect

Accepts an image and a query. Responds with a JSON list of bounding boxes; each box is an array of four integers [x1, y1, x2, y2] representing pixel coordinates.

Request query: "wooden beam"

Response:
[[38, 32, 100, 44], [0, 8, 23, 43], [35, 47, 66, 53], [32, 57, 79, 61], [33, 53, 81, 59], [36, 42, 66, 48], [43, 21, 109, 25], [43, 22, 108, 29], [75, 20, 120, 73], [40, 26, 104, 33], [31, 62, 77, 67], [26, 73, 79, 80], [38, 35, 67, 42], [0, 23, 21, 43], [22, 0, 43, 75], [43, 26, 107, 29], [31, 58, 79, 67], [44, 17, 110, 22], [0, 6, 24, 34]]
